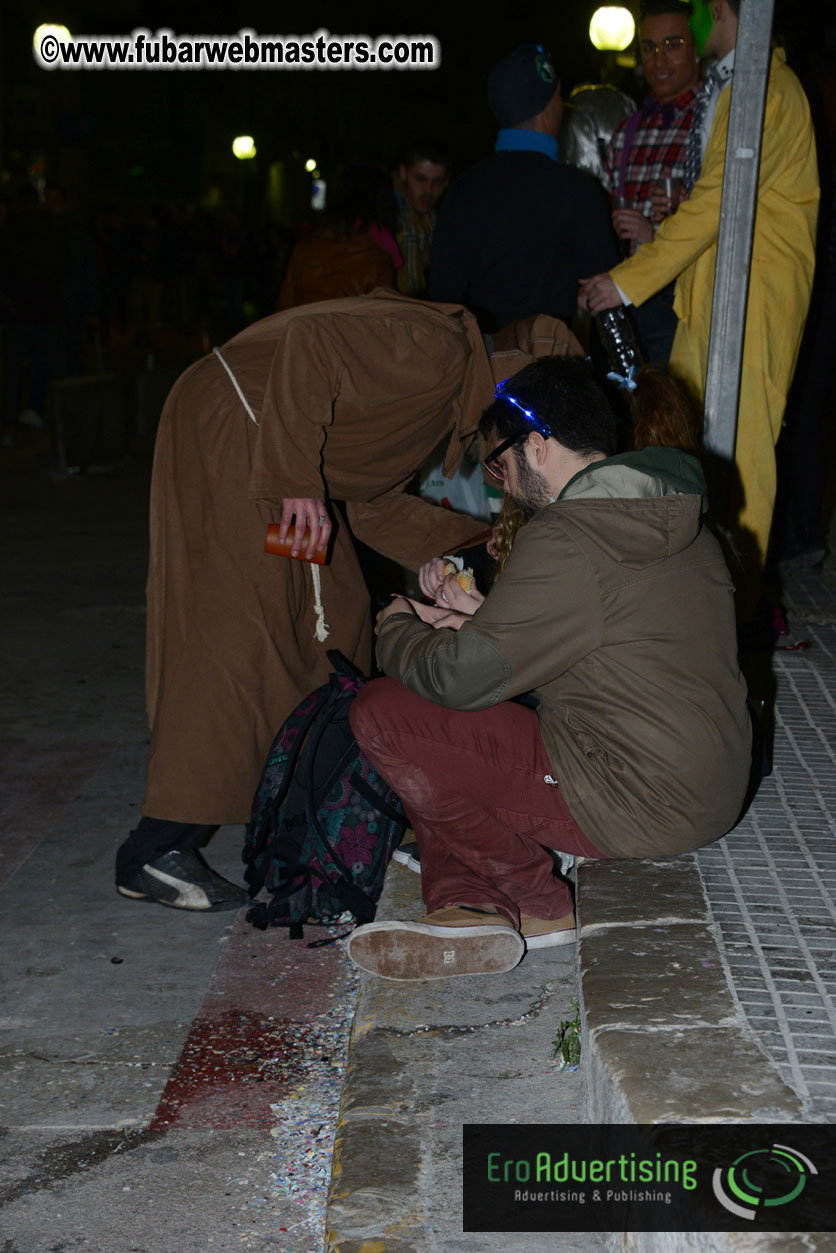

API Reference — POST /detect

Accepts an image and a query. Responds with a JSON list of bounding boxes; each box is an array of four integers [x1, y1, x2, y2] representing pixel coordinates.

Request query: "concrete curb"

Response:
[[326, 854, 819, 1251], [575, 855, 825, 1253], [577, 855, 804, 1124], [325, 864, 585, 1252], [325, 868, 434, 1253]]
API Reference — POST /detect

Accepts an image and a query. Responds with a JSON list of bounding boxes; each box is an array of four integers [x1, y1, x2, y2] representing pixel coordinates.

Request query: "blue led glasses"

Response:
[[482, 382, 553, 481]]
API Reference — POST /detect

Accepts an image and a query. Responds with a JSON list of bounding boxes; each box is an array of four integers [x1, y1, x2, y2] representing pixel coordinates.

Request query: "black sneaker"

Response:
[[392, 841, 421, 874], [117, 849, 249, 911]]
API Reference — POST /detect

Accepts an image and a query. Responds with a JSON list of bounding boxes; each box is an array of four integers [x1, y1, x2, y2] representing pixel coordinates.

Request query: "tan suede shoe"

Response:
[[519, 910, 577, 949], [347, 906, 525, 980]]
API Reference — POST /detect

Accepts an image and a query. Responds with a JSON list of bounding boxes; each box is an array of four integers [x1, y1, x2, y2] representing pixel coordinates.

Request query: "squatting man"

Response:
[[347, 356, 752, 980]]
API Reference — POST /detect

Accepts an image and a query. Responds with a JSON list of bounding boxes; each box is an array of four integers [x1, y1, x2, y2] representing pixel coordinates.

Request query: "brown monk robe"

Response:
[[116, 294, 582, 911], [142, 294, 580, 829]]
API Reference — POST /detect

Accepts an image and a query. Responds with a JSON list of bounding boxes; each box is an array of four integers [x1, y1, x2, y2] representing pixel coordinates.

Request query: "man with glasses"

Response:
[[603, 0, 701, 364], [346, 356, 752, 980], [580, 0, 819, 625]]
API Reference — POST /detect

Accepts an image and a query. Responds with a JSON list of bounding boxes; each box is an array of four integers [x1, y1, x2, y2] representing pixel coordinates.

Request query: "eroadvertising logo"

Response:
[[712, 1143, 817, 1220], [462, 1125, 836, 1233]]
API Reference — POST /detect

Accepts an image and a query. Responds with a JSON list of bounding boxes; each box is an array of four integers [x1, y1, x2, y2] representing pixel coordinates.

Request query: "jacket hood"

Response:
[[561, 447, 708, 505], [554, 447, 708, 569]]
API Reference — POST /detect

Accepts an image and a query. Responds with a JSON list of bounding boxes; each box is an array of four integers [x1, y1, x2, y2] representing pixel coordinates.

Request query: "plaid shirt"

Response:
[[603, 88, 698, 221], [395, 191, 436, 299]]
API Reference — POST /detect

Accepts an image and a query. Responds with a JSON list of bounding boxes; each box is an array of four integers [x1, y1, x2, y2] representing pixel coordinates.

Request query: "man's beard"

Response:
[[510, 454, 552, 520]]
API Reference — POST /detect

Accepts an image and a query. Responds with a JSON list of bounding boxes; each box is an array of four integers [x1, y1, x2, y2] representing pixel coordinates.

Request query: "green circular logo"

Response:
[[713, 1143, 817, 1220]]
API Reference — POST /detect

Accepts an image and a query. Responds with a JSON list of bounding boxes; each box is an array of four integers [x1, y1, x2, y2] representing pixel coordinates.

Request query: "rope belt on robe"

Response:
[[212, 346, 330, 641]]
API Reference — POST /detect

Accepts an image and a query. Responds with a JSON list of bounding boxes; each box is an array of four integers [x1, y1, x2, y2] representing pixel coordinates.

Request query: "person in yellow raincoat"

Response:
[[580, 0, 819, 617]]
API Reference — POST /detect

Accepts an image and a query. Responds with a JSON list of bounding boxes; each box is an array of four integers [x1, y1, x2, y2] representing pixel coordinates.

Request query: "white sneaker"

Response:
[[392, 841, 421, 873], [116, 849, 249, 911]]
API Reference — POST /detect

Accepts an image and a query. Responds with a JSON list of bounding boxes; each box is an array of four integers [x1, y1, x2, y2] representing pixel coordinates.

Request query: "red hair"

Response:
[[630, 364, 702, 454]]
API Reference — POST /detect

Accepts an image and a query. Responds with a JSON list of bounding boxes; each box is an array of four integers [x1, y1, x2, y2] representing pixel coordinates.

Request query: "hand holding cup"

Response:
[[649, 176, 684, 224]]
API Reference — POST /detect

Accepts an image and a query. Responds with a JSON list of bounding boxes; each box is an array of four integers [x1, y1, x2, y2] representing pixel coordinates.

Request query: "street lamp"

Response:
[[33, 23, 72, 62], [304, 158, 317, 173], [588, 7, 635, 52], [232, 135, 256, 160]]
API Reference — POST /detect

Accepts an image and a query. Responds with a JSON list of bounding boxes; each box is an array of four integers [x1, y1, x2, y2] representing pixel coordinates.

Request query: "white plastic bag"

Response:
[[418, 437, 500, 522]]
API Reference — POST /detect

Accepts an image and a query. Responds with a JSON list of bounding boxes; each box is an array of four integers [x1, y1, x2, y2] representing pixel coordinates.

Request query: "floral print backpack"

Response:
[[243, 651, 406, 940]]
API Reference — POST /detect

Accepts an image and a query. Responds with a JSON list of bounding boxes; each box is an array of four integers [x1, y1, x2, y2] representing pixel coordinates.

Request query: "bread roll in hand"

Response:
[[443, 561, 476, 595]]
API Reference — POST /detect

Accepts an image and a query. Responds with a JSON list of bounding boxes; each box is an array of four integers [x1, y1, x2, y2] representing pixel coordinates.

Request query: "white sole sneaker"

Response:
[[116, 850, 249, 912], [520, 908, 577, 949], [347, 918, 525, 980], [392, 842, 421, 873], [523, 926, 577, 950]]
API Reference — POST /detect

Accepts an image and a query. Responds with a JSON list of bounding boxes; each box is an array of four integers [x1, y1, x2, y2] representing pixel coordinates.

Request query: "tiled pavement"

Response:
[[695, 567, 836, 1120]]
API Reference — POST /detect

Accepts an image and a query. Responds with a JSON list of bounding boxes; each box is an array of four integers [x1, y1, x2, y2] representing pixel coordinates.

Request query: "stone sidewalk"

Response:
[[0, 466, 360, 1252], [3, 450, 835, 1250]]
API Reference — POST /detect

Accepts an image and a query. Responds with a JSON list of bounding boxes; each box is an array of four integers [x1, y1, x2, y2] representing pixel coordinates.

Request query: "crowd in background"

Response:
[[0, 190, 296, 360], [1, 6, 834, 596], [0, 40, 831, 377]]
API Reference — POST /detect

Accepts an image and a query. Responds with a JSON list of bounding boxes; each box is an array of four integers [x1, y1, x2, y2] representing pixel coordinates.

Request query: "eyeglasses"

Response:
[[484, 386, 553, 480], [639, 35, 691, 57], [482, 433, 526, 482]]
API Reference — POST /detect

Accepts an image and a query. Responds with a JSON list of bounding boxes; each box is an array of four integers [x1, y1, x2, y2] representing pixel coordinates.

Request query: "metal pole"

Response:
[[702, 0, 775, 491]]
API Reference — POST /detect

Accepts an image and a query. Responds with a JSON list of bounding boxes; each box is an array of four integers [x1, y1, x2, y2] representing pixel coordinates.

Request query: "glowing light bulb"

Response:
[[589, 7, 636, 52], [232, 136, 257, 160], [33, 23, 72, 64]]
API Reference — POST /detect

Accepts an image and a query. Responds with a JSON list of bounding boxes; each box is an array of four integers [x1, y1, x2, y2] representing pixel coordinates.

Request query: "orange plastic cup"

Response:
[[264, 524, 328, 564]]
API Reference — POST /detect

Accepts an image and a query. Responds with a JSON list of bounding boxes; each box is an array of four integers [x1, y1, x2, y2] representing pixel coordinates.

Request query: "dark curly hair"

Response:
[[479, 356, 618, 459]]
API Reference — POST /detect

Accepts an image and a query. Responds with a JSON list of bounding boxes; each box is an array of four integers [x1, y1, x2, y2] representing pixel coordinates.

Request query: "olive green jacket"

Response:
[[376, 448, 752, 857]]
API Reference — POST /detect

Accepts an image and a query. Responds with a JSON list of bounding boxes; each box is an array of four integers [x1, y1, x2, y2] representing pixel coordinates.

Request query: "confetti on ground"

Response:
[[226, 943, 361, 1248]]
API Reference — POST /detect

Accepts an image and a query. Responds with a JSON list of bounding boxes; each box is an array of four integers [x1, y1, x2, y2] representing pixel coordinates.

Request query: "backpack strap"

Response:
[[244, 682, 339, 899], [247, 858, 315, 936], [326, 649, 366, 681], [302, 703, 405, 925], [301, 678, 360, 892], [249, 852, 356, 934], [269, 684, 337, 814], [350, 771, 407, 827]]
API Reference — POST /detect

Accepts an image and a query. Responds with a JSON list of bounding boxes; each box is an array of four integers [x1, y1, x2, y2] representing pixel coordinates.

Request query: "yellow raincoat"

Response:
[[610, 50, 819, 575]]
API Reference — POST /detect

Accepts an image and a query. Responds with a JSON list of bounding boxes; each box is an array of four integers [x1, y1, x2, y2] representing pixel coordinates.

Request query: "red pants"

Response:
[[350, 679, 604, 926]]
